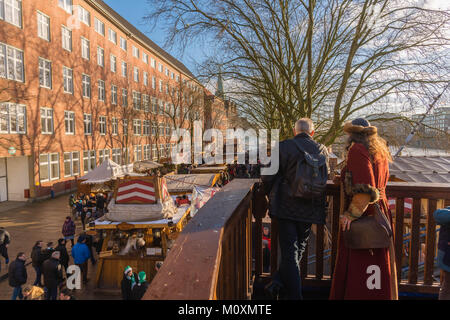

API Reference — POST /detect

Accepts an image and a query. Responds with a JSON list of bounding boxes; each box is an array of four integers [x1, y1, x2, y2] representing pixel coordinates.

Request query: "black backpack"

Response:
[[290, 139, 328, 198]]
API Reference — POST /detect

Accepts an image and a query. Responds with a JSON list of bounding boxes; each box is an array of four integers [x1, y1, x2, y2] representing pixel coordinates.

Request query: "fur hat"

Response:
[[343, 118, 377, 136], [124, 265, 132, 274]]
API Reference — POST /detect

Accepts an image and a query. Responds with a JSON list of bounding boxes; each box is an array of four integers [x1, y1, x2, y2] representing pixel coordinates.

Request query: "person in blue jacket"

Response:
[[71, 235, 91, 284], [434, 206, 450, 300]]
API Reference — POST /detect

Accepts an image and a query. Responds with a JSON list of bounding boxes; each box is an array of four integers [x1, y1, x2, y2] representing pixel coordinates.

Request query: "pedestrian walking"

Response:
[[330, 118, 397, 300], [42, 251, 64, 300], [71, 235, 91, 284], [434, 206, 450, 300], [131, 271, 149, 300], [62, 216, 76, 247], [23, 285, 45, 300], [96, 193, 105, 218], [31, 241, 44, 286], [82, 232, 97, 266], [75, 199, 83, 219], [262, 118, 329, 300], [80, 206, 89, 231], [0, 227, 10, 273], [8, 252, 27, 300], [55, 238, 69, 273], [121, 266, 137, 300]]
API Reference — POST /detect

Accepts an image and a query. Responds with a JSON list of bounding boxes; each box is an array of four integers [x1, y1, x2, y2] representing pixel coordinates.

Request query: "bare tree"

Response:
[[144, 0, 450, 145]]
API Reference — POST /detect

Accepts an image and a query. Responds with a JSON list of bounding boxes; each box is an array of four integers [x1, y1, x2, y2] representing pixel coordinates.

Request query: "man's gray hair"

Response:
[[295, 118, 315, 135]]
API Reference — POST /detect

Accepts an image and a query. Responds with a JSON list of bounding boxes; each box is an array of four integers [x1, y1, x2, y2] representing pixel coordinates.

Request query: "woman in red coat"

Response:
[[330, 118, 398, 300]]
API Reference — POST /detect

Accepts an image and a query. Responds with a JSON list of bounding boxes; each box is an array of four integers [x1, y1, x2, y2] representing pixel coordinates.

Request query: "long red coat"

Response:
[[329, 143, 397, 300]]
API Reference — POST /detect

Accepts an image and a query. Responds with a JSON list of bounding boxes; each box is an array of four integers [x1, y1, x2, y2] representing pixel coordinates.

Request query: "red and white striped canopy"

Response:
[[116, 180, 156, 204]]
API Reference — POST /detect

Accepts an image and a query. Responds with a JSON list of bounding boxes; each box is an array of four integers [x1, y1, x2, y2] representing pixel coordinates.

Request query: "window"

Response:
[[98, 149, 110, 164], [61, 25, 72, 51], [133, 119, 141, 135], [133, 67, 139, 82], [158, 63, 163, 72], [122, 88, 128, 107], [58, 0, 72, 14], [143, 94, 149, 112], [111, 85, 117, 105], [83, 150, 96, 173], [159, 100, 164, 115], [78, 5, 90, 26], [170, 72, 174, 79], [143, 72, 148, 86], [94, 18, 105, 36], [81, 37, 89, 60], [110, 54, 116, 72], [0, 103, 26, 134], [83, 113, 92, 135], [37, 11, 50, 41], [166, 83, 169, 94], [112, 148, 121, 164], [165, 68, 169, 77], [176, 74, 180, 82], [133, 91, 141, 110], [64, 152, 79, 177], [108, 29, 117, 44], [159, 144, 165, 157], [0, 42, 24, 82], [143, 120, 150, 136], [39, 153, 59, 182], [159, 80, 163, 92], [97, 46, 104, 67], [151, 122, 157, 136], [152, 145, 157, 160], [40, 108, 53, 134], [98, 80, 105, 101], [166, 124, 170, 136], [112, 118, 118, 135], [152, 76, 156, 90], [143, 52, 148, 64], [143, 145, 151, 160], [63, 66, 73, 94], [64, 110, 75, 135], [99, 116, 106, 135], [121, 61, 127, 77], [82, 74, 91, 98], [132, 46, 139, 58], [134, 145, 142, 162], [120, 37, 127, 51], [152, 98, 158, 114], [38, 58, 51, 89], [159, 123, 164, 136], [123, 119, 128, 136], [1, 0, 22, 27], [151, 58, 156, 68]]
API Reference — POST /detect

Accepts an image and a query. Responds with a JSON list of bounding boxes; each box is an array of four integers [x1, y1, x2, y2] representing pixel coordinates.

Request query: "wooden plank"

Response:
[[408, 198, 421, 284], [270, 218, 279, 276], [315, 224, 324, 280], [394, 198, 405, 283], [331, 194, 340, 275], [143, 179, 257, 300], [387, 182, 450, 199], [424, 199, 437, 285]]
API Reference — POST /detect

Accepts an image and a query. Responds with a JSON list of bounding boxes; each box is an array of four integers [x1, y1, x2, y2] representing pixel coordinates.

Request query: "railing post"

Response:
[[408, 198, 422, 284], [331, 194, 340, 276], [424, 199, 437, 285], [394, 198, 405, 283]]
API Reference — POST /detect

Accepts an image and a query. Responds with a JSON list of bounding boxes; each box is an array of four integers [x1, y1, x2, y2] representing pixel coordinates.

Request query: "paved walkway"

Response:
[[0, 196, 120, 300]]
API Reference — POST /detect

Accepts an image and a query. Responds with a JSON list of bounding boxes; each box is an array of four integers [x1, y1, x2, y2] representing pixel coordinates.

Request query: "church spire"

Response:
[[215, 65, 224, 99]]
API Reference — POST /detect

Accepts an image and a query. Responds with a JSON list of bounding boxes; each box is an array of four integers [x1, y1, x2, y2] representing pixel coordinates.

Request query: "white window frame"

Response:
[[143, 120, 150, 136], [63, 66, 73, 94], [58, 0, 72, 14], [98, 80, 105, 102], [133, 91, 141, 110], [61, 25, 72, 52], [83, 113, 92, 135], [122, 88, 128, 107], [82, 74, 91, 98], [134, 145, 142, 162], [38, 57, 52, 89], [112, 148, 121, 164], [133, 66, 139, 82], [94, 17, 105, 36], [77, 5, 90, 26], [152, 76, 156, 89], [97, 46, 104, 67], [121, 61, 127, 77], [112, 117, 118, 135], [64, 110, 75, 135], [0, 102, 26, 134], [120, 36, 127, 51], [39, 153, 60, 182], [111, 84, 117, 105], [40, 107, 53, 134], [143, 52, 148, 64], [108, 28, 117, 44], [81, 37, 89, 60], [83, 150, 96, 173], [37, 11, 50, 41], [64, 151, 79, 177], [98, 149, 110, 164], [99, 116, 106, 135], [0, 42, 24, 82], [143, 72, 148, 86], [133, 119, 141, 136], [132, 46, 139, 58], [110, 54, 116, 72], [158, 63, 163, 73], [151, 58, 156, 68]]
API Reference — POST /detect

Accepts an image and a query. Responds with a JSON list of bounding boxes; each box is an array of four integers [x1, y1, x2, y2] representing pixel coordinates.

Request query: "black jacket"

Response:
[[41, 248, 55, 262], [8, 258, 27, 287], [121, 273, 137, 300], [55, 245, 69, 268], [42, 257, 64, 289], [131, 281, 149, 300], [261, 133, 329, 224], [31, 245, 44, 268]]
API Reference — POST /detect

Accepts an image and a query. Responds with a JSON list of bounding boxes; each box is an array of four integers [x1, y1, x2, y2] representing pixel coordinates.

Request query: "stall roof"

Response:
[[389, 156, 450, 183], [80, 159, 143, 184], [165, 174, 219, 193]]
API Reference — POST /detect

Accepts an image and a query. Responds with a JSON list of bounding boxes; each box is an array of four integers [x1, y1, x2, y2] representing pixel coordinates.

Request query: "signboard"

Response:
[[8, 147, 16, 155], [99, 250, 113, 258]]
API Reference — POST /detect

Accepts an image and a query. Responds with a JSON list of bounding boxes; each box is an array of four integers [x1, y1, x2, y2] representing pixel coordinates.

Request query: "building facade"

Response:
[[0, 0, 224, 201]]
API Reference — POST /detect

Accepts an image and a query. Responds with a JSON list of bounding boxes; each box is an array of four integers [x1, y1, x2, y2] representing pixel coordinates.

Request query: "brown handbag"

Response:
[[343, 202, 393, 249]]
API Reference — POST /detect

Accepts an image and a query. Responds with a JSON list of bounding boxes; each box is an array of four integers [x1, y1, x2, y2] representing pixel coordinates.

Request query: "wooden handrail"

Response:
[[144, 179, 450, 300]]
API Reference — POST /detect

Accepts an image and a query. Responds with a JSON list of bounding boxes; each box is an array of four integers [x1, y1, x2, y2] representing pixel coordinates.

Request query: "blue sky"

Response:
[[103, 0, 203, 74]]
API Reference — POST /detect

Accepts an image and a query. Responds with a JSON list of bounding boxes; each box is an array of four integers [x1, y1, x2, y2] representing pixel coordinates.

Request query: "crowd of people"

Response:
[[120, 262, 162, 300], [69, 193, 108, 230]]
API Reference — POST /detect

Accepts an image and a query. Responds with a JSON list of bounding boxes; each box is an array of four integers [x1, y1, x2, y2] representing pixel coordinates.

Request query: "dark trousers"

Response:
[[440, 270, 450, 300], [277, 218, 311, 300], [45, 286, 58, 300], [77, 262, 88, 283], [33, 266, 42, 286]]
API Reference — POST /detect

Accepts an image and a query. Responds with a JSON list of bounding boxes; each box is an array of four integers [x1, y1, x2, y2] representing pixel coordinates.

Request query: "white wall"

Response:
[[6, 156, 30, 201], [0, 158, 6, 202]]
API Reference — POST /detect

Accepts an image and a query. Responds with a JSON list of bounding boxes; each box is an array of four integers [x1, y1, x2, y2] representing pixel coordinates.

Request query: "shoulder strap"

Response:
[[291, 138, 309, 155]]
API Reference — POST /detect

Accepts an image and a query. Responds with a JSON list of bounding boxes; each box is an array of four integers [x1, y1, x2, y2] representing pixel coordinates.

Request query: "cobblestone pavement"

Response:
[[0, 196, 120, 300]]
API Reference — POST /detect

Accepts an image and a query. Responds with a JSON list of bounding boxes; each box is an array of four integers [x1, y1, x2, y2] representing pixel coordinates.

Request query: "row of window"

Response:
[[39, 144, 175, 182]]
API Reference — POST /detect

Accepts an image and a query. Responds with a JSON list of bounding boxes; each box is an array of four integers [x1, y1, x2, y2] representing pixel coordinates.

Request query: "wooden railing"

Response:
[[144, 179, 450, 300]]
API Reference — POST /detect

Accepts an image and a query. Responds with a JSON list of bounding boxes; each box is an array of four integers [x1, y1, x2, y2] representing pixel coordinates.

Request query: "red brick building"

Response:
[[0, 0, 221, 201]]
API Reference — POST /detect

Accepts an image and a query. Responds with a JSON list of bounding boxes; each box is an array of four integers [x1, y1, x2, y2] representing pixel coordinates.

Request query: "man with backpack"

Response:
[[262, 118, 329, 300]]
